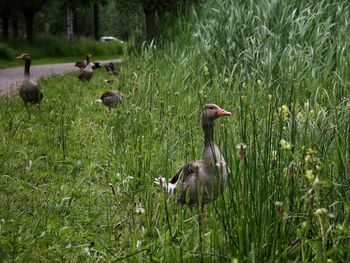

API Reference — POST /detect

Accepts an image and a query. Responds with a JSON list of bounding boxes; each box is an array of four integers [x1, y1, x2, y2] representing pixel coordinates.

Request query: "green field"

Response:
[[1, 0, 350, 262], [0, 36, 126, 68]]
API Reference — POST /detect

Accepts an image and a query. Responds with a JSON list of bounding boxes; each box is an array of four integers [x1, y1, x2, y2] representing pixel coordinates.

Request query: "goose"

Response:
[[78, 61, 94, 81], [104, 62, 118, 75], [97, 90, 125, 112], [75, 54, 91, 69], [155, 104, 231, 211], [16, 53, 43, 105]]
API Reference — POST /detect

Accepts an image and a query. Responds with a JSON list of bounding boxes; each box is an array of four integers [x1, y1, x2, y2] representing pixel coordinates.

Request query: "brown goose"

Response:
[[104, 62, 118, 75], [75, 54, 91, 69], [97, 90, 125, 112], [78, 61, 94, 81], [16, 53, 43, 105], [155, 104, 231, 210]]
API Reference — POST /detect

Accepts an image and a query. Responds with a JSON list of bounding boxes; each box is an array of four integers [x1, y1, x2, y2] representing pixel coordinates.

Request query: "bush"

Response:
[[0, 43, 15, 61]]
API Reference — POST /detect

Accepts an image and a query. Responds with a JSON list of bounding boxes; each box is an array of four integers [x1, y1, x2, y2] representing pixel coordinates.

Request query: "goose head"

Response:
[[16, 53, 31, 61], [201, 104, 231, 127]]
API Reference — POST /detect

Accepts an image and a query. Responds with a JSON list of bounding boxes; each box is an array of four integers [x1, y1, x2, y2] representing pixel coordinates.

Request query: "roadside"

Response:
[[0, 59, 122, 97]]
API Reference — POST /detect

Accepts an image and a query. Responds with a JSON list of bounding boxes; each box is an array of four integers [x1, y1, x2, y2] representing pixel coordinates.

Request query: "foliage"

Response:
[[0, 35, 124, 64], [1, 0, 350, 261], [0, 43, 15, 60]]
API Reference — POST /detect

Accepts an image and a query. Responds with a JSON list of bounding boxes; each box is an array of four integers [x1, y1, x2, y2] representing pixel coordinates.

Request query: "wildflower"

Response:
[[306, 148, 317, 156], [223, 78, 229, 86], [280, 139, 292, 151], [315, 208, 328, 215], [305, 169, 314, 181], [309, 109, 315, 118], [297, 112, 306, 124], [236, 143, 247, 160], [346, 102, 350, 111], [203, 65, 209, 75], [268, 94, 273, 101], [312, 175, 320, 190], [136, 240, 142, 248], [304, 100, 309, 109], [280, 105, 289, 119], [135, 203, 145, 215]]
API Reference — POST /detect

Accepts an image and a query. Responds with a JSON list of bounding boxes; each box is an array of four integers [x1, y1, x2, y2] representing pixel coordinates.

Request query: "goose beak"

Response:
[[16, 55, 24, 60], [217, 108, 231, 117]]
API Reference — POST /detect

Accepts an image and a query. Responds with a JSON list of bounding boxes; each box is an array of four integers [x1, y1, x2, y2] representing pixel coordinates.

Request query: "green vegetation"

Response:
[[0, 36, 125, 68], [1, 0, 350, 261]]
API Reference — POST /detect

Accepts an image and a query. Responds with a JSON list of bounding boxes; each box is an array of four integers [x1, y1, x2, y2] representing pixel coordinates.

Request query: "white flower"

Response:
[[315, 208, 328, 215], [135, 203, 145, 215], [280, 139, 292, 151]]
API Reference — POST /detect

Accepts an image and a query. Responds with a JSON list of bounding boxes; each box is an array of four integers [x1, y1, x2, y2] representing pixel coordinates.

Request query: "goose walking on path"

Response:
[[16, 53, 43, 105], [97, 90, 125, 112], [155, 104, 231, 212], [75, 54, 91, 69]]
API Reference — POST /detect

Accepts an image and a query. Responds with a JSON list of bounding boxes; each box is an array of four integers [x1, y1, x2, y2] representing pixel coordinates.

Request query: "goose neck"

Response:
[[24, 59, 31, 77], [203, 123, 214, 146]]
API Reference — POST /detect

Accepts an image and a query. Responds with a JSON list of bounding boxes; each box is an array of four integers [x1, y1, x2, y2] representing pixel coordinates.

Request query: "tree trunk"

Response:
[[12, 9, 19, 38], [67, 3, 74, 39], [23, 10, 35, 41], [93, 2, 99, 40], [73, 5, 78, 36], [144, 6, 157, 43]]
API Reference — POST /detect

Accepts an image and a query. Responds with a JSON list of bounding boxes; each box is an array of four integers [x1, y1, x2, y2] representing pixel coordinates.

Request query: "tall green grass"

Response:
[[1, 0, 350, 261]]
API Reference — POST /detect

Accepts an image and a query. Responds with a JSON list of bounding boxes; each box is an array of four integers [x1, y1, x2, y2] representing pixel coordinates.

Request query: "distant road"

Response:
[[0, 59, 122, 97]]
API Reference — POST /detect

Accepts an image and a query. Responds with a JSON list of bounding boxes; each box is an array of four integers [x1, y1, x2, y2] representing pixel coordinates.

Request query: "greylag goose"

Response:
[[155, 104, 231, 210], [104, 62, 118, 75], [78, 61, 94, 81], [16, 53, 43, 105], [97, 90, 125, 112], [75, 54, 91, 69]]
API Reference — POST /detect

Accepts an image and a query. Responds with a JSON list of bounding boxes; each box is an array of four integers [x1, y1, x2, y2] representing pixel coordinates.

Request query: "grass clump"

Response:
[[1, 0, 350, 262]]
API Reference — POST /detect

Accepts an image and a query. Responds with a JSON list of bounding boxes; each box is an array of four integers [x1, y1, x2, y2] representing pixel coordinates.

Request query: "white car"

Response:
[[99, 36, 124, 43]]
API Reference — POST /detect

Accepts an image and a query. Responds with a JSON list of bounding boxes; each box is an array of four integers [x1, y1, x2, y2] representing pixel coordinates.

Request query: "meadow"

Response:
[[0, 36, 126, 68], [1, 0, 350, 262]]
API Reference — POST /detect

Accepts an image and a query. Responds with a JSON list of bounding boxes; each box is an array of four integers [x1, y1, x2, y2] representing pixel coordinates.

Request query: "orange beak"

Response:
[[216, 107, 231, 117]]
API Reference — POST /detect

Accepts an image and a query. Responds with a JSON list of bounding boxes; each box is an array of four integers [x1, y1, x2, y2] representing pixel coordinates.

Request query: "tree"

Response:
[[14, 0, 50, 41], [0, 1, 12, 38], [116, 0, 184, 43], [93, 2, 99, 40]]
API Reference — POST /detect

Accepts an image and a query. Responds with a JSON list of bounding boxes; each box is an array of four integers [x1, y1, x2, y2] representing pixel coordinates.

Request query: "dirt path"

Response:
[[0, 59, 122, 97]]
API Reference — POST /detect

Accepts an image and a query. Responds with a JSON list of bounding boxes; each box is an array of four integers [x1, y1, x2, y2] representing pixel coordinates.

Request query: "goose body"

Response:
[[156, 104, 231, 208], [75, 54, 91, 69], [16, 53, 43, 105], [104, 62, 118, 75], [98, 90, 125, 111], [78, 62, 94, 81]]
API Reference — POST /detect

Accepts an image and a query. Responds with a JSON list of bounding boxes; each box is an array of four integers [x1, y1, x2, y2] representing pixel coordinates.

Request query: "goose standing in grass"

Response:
[[78, 61, 94, 81], [97, 90, 125, 112], [155, 104, 231, 212], [16, 53, 43, 105], [104, 62, 118, 75]]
